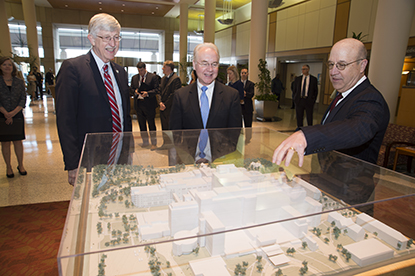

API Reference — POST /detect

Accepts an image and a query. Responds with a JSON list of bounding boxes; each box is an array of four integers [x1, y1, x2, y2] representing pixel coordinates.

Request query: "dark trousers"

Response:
[[135, 104, 157, 146], [160, 109, 172, 146], [241, 104, 253, 128], [295, 98, 314, 127]]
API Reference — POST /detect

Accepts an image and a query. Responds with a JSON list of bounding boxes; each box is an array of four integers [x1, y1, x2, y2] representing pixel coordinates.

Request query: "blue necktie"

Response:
[[200, 86, 209, 128], [199, 86, 209, 158]]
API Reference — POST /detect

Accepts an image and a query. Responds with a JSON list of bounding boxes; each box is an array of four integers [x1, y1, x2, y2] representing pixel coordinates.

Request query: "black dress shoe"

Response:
[[7, 173, 14, 178], [17, 166, 27, 176]]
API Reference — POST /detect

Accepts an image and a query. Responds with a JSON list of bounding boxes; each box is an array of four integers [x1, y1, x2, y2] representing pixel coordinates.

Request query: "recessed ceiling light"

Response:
[[98, 2, 102, 4], [152, 12, 155, 14], [156, 6, 158, 10], [122, 4, 125, 7], [121, 10, 124, 12], [99, 7, 102, 10], [65, 4, 68, 7]]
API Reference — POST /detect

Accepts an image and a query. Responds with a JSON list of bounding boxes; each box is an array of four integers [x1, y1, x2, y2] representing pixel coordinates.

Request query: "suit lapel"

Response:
[[208, 82, 223, 128], [324, 79, 370, 124], [188, 83, 204, 128], [87, 52, 109, 106]]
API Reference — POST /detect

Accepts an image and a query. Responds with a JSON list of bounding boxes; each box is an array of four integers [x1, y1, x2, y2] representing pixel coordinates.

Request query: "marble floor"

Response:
[[0, 95, 324, 207]]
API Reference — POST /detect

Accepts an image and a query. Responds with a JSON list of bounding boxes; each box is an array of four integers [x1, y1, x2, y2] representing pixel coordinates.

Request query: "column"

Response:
[[204, 0, 216, 43], [248, 0, 268, 91], [179, 3, 188, 84], [0, 0, 12, 56], [368, 0, 415, 121], [22, 0, 40, 68]]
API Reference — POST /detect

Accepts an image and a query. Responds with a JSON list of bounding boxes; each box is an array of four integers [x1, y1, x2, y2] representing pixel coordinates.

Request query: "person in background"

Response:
[[56, 13, 132, 185], [272, 38, 389, 167], [158, 60, 181, 148], [227, 65, 244, 106], [130, 62, 159, 150], [45, 68, 55, 95], [189, 70, 197, 84], [33, 66, 43, 100], [292, 65, 318, 129], [271, 73, 284, 109], [240, 68, 255, 128], [27, 70, 37, 103], [0, 57, 27, 178]]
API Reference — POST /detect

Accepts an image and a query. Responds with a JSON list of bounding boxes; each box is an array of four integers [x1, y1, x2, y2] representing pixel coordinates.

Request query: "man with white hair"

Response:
[[56, 13, 132, 185]]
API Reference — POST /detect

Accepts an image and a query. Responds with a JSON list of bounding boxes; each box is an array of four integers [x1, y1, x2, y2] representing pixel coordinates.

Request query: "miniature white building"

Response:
[[346, 224, 365, 242], [189, 256, 230, 276], [344, 239, 394, 267]]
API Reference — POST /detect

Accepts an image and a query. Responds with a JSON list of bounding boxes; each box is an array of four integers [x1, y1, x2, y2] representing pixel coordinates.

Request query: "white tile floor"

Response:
[[0, 95, 325, 207]]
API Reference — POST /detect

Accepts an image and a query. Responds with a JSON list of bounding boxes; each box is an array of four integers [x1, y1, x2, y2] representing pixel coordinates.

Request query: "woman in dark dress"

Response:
[[227, 65, 244, 103], [0, 57, 27, 178]]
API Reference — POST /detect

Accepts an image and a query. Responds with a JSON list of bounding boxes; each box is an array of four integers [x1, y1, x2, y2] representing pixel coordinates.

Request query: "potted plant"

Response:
[[254, 58, 279, 121]]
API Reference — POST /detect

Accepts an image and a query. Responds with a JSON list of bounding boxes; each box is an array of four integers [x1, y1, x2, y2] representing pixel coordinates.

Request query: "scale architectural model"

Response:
[[77, 161, 414, 276]]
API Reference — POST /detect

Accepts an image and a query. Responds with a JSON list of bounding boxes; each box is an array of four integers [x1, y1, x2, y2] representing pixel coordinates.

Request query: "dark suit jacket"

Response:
[[55, 51, 132, 170], [243, 80, 255, 113], [172, 128, 241, 165], [159, 72, 182, 111], [169, 81, 242, 130], [130, 72, 159, 113], [302, 78, 390, 164], [293, 74, 318, 104]]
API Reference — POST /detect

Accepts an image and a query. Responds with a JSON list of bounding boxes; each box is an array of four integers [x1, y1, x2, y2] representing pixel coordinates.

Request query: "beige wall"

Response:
[[275, 0, 337, 52], [216, 28, 233, 58]]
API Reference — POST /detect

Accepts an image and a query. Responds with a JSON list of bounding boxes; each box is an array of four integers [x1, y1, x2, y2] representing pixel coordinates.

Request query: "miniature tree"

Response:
[[242, 261, 248, 267], [337, 244, 343, 251], [256, 263, 263, 272], [331, 221, 336, 227], [374, 232, 378, 236], [407, 239, 414, 248], [324, 237, 330, 244], [166, 261, 170, 268], [275, 268, 283, 276], [193, 246, 200, 255], [365, 233, 368, 239], [302, 241, 308, 249], [256, 255, 262, 262], [397, 242, 401, 250]]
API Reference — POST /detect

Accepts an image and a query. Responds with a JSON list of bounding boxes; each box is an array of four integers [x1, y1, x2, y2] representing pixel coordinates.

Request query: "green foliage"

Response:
[[352, 32, 368, 42], [254, 58, 278, 102]]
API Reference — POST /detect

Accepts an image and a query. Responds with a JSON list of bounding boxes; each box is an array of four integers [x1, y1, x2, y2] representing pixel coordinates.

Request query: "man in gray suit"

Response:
[[272, 38, 389, 167]]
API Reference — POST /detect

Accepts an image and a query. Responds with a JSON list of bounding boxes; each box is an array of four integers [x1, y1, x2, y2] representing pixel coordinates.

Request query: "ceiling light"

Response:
[[218, 0, 233, 25]]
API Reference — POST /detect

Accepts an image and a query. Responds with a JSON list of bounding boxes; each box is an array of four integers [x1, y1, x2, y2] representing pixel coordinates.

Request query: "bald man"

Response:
[[272, 38, 389, 167]]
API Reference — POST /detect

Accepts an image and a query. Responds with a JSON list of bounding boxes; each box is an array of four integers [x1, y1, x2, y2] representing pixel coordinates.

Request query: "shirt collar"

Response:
[[340, 75, 367, 99], [90, 49, 109, 70]]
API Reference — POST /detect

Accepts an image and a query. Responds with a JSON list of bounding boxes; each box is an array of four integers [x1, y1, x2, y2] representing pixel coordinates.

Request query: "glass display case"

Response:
[[58, 127, 415, 276]]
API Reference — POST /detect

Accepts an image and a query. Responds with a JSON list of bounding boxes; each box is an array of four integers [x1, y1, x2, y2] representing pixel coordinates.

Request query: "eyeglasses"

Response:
[[327, 59, 363, 70], [96, 35, 122, 43], [197, 61, 219, 68]]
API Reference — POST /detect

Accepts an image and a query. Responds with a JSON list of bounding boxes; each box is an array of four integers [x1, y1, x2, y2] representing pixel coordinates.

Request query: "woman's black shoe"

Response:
[[17, 166, 27, 176], [7, 173, 14, 178]]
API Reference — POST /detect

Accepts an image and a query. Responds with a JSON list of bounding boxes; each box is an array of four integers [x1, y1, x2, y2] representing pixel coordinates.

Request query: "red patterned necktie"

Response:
[[330, 93, 343, 112], [107, 132, 121, 165], [103, 64, 122, 132]]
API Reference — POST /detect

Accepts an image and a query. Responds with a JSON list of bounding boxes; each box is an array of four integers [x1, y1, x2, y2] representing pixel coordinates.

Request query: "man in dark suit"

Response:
[[158, 60, 182, 148], [130, 62, 159, 150], [170, 43, 242, 163], [272, 38, 389, 167], [170, 43, 242, 130], [56, 13, 132, 185], [240, 68, 255, 128], [292, 64, 318, 128]]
